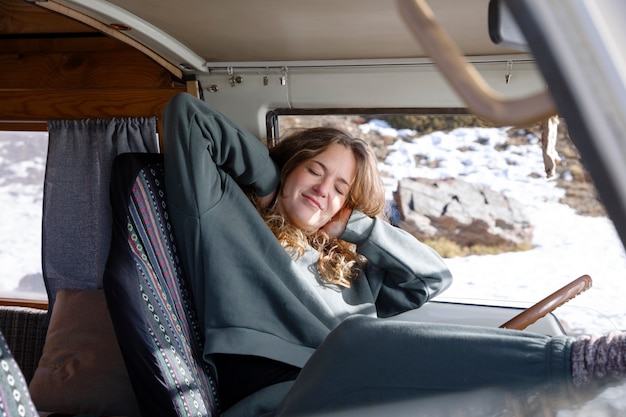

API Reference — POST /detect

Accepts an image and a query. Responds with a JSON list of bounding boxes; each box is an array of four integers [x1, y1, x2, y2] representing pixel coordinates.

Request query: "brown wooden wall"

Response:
[[0, 0, 187, 131]]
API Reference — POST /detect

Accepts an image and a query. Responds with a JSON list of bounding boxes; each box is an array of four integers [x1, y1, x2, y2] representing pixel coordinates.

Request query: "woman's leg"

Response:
[[277, 315, 573, 415]]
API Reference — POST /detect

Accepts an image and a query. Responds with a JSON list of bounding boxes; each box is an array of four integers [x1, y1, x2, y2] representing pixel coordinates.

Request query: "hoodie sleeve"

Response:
[[163, 93, 280, 216], [340, 211, 453, 317]]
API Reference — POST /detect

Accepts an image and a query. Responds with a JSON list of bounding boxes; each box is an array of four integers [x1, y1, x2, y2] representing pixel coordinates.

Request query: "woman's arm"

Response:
[[340, 211, 453, 317], [163, 93, 279, 214]]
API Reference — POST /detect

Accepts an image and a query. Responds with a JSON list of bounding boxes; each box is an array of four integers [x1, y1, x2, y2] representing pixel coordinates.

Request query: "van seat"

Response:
[[104, 153, 221, 417], [0, 329, 39, 416], [0, 305, 47, 383]]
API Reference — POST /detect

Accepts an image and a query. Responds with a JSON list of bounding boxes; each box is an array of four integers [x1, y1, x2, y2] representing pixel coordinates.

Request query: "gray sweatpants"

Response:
[[275, 315, 574, 415]]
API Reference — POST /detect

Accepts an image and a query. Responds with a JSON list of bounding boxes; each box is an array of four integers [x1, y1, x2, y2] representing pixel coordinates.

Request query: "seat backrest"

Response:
[[104, 153, 221, 417]]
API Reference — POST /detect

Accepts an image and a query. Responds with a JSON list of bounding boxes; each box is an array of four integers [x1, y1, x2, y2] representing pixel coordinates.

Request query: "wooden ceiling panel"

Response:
[[0, 0, 96, 35], [0, 0, 186, 123]]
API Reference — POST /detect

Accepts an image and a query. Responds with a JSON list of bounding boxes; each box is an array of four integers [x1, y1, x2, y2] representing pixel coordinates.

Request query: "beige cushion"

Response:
[[29, 289, 141, 417]]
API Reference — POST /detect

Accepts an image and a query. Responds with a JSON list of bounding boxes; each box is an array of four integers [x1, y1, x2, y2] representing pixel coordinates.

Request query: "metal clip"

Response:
[[229, 75, 244, 87], [263, 68, 269, 86], [505, 60, 513, 84]]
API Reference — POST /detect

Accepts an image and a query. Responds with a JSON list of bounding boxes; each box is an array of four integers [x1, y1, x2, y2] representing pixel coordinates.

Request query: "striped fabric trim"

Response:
[[126, 163, 220, 417]]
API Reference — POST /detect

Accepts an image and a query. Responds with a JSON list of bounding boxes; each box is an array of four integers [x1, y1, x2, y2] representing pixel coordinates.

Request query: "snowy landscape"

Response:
[[361, 120, 626, 335], [0, 131, 48, 300]]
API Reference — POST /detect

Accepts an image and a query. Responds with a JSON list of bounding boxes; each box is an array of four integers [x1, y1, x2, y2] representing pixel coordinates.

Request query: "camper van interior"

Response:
[[1, 0, 626, 415]]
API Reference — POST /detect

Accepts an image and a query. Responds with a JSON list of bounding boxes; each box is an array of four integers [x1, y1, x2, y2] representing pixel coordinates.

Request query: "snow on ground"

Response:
[[362, 120, 626, 334], [0, 181, 43, 293], [0, 132, 47, 299]]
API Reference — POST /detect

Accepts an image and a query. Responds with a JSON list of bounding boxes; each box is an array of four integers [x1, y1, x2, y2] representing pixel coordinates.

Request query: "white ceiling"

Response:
[[102, 0, 519, 63]]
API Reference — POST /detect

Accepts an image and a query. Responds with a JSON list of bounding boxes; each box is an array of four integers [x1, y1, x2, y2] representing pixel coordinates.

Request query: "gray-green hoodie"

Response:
[[163, 92, 453, 372]]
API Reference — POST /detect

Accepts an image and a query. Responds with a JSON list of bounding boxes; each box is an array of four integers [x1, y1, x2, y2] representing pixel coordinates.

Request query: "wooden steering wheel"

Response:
[[499, 275, 592, 331]]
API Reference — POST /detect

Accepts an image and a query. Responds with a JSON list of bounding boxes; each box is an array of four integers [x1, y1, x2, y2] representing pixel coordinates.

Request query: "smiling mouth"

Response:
[[303, 194, 322, 210]]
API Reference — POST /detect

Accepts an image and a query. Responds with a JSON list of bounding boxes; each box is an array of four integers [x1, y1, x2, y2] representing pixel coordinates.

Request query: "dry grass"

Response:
[[422, 237, 533, 258]]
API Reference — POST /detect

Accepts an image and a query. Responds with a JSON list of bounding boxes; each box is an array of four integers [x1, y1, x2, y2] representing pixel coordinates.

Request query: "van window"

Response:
[[278, 112, 624, 335], [0, 131, 48, 301]]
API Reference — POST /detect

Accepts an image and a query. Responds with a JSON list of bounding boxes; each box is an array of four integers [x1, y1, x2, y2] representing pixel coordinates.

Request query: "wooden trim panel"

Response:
[[0, 298, 48, 310], [0, 39, 175, 90], [0, 88, 186, 121]]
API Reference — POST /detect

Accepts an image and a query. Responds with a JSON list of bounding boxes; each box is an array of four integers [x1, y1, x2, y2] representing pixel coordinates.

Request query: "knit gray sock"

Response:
[[571, 331, 626, 387]]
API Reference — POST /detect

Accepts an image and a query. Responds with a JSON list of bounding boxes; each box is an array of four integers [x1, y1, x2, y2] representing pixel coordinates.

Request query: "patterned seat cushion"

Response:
[[104, 153, 221, 417], [0, 330, 38, 417]]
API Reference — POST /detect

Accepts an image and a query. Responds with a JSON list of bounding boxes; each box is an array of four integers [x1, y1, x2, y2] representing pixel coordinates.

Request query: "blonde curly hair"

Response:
[[261, 127, 386, 288]]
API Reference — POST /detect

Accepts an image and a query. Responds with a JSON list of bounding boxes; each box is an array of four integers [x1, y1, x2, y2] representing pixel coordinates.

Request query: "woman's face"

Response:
[[277, 144, 356, 234]]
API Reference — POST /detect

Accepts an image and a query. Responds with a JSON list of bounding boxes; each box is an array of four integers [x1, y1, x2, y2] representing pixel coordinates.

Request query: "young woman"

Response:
[[163, 93, 625, 416]]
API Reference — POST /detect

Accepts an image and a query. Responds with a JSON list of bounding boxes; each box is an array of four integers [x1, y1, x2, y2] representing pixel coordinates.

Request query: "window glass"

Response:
[[279, 113, 626, 335], [0, 131, 48, 301]]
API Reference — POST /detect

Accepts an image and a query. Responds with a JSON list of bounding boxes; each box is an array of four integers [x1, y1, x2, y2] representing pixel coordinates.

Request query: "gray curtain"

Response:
[[43, 118, 159, 314]]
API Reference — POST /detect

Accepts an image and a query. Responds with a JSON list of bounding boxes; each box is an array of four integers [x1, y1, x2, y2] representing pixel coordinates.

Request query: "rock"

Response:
[[395, 178, 533, 248]]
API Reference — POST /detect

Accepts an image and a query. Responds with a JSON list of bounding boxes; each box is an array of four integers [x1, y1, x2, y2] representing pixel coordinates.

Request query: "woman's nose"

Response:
[[313, 178, 330, 197]]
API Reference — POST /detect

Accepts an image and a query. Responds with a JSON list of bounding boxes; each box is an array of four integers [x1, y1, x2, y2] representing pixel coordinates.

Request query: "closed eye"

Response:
[[307, 160, 351, 196]]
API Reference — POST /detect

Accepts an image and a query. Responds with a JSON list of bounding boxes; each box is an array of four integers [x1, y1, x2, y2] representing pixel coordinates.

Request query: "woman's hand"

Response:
[[321, 206, 352, 238], [256, 189, 277, 209]]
